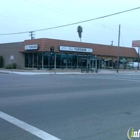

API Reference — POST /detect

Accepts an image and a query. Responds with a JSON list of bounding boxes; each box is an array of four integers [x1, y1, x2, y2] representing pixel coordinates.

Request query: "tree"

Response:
[[0, 56, 3, 68], [77, 26, 83, 42]]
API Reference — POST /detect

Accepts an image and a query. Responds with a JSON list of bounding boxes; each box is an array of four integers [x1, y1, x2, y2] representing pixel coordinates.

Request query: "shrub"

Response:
[[37, 65, 40, 70], [6, 63, 17, 69], [6, 64, 12, 69], [0, 56, 3, 68], [13, 63, 17, 69]]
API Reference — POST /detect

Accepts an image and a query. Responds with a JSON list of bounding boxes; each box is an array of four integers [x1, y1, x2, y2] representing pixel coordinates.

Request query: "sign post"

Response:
[[10, 55, 14, 72]]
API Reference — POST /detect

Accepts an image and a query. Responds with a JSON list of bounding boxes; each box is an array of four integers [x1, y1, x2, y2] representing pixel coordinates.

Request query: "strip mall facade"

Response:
[[0, 38, 138, 69]]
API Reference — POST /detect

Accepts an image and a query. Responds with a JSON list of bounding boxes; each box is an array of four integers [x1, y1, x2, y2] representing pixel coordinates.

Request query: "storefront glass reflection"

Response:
[[25, 53, 99, 69]]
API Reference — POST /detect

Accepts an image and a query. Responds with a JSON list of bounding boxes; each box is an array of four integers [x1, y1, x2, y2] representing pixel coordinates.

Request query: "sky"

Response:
[[0, 0, 140, 50]]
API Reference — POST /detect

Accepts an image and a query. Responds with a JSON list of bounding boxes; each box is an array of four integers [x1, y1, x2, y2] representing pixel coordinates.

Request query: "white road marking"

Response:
[[0, 111, 61, 140], [96, 77, 140, 82]]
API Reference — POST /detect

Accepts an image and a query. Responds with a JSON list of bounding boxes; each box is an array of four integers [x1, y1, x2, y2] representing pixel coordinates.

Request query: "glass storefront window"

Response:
[[60, 54, 67, 69], [38, 53, 42, 68], [78, 55, 87, 68], [28, 54, 33, 68], [25, 53, 28, 67], [56, 54, 61, 68], [34, 53, 38, 68], [24, 53, 94, 69], [67, 54, 72, 69], [44, 53, 49, 68]]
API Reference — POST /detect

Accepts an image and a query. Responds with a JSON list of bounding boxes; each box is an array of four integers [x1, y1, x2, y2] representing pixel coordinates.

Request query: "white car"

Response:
[[127, 62, 140, 69]]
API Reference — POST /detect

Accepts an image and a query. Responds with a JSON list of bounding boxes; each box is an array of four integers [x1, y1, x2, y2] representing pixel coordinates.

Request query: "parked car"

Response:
[[127, 62, 140, 69]]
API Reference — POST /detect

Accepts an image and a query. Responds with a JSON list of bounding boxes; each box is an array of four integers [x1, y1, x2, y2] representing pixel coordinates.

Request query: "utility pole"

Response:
[[117, 25, 121, 73], [29, 31, 35, 40], [138, 47, 140, 70]]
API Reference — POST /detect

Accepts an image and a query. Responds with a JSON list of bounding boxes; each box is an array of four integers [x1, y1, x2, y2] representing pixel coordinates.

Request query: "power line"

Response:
[[30, 0, 106, 28], [0, 7, 140, 36]]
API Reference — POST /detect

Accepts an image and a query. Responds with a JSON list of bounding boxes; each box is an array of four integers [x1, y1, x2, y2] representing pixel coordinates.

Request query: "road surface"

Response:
[[0, 73, 140, 140]]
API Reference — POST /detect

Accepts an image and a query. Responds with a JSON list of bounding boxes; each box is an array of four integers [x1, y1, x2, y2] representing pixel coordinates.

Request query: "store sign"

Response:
[[132, 40, 140, 47], [59, 46, 93, 53], [25, 44, 39, 50]]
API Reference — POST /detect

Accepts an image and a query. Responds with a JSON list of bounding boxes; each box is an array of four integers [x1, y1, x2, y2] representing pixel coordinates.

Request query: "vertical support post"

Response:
[[76, 54, 78, 69], [42, 53, 44, 69], [138, 47, 140, 70], [117, 24, 121, 73], [12, 59, 13, 72], [86, 55, 88, 69], [37, 53, 38, 68], [32, 53, 34, 68], [99, 59, 100, 69], [48, 54, 49, 69], [28, 54, 29, 68], [96, 57, 97, 70], [54, 53, 56, 74], [95, 55, 97, 70], [108, 59, 109, 68], [10, 55, 14, 72], [66, 54, 67, 69], [112, 57, 113, 69]]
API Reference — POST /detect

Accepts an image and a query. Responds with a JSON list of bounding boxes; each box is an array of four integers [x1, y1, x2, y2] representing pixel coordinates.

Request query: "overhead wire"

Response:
[[34, 0, 108, 28], [0, 7, 140, 36]]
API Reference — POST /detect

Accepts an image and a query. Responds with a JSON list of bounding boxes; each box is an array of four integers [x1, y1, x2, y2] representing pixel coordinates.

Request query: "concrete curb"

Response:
[[0, 69, 140, 75]]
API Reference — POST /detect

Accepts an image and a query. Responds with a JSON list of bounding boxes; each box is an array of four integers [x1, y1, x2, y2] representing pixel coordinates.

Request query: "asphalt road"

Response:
[[0, 73, 140, 140]]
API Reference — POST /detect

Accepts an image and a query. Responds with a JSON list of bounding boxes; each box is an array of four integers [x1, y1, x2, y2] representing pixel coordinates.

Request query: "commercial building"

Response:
[[0, 38, 138, 69]]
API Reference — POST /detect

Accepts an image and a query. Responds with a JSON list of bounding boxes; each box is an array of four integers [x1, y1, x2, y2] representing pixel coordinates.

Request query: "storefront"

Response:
[[23, 45, 97, 69], [0, 38, 138, 69], [19, 38, 138, 70]]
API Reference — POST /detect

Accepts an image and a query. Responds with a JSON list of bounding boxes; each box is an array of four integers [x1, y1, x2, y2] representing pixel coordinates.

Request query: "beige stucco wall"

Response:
[[0, 42, 24, 68]]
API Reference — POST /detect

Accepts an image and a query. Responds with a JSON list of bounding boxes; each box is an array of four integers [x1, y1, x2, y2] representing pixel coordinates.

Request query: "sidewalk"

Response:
[[0, 68, 139, 75]]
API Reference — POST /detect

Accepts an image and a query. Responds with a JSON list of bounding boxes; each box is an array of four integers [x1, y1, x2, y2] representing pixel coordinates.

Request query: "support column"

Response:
[[86, 55, 88, 69], [42, 53, 44, 69], [37, 53, 38, 68], [112, 57, 113, 69], [76, 54, 78, 69], [54, 53, 56, 74], [99, 59, 100, 69], [28, 53, 29, 68], [32, 53, 34, 68], [138, 47, 140, 70], [66, 54, 67, 69]]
